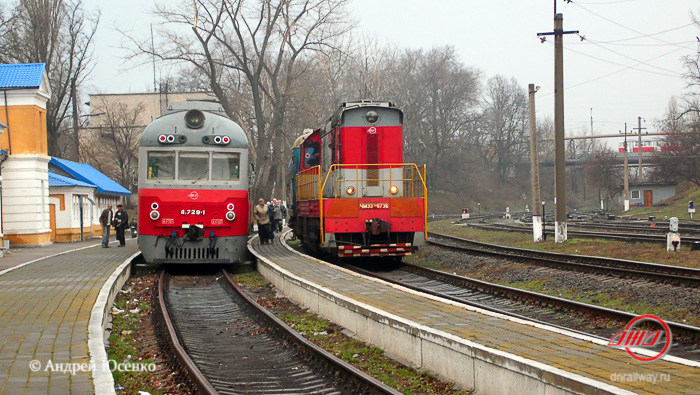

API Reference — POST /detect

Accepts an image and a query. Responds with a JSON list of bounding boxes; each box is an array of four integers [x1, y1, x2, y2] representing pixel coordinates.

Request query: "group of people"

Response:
[[254, 198, 287, 244], [99, 203, 136, 248]]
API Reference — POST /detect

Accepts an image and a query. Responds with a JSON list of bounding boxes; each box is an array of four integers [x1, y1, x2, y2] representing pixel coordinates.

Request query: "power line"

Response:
[[569, 1, 690, 49], [582, 37, 688, 75], [536, 42, 690, 98], [583, 22, 696, 44]]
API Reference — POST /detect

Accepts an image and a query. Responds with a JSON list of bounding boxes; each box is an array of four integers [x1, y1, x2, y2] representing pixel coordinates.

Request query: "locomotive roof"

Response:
[[141, 103, 248, 149], [327, 100, 403, 128]]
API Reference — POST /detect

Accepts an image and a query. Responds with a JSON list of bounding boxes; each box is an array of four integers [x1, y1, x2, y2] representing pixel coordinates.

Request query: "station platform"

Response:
[[250, 234, 700, 395], [0, 238, 138, 394]]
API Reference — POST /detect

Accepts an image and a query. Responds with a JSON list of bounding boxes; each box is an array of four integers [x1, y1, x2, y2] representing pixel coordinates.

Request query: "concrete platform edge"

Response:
[[88, 252, 138, 395], [250, 235, 636, 395]]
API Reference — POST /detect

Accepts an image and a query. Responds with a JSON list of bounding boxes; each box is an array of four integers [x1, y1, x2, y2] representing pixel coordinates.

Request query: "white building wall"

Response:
[[1, 155, 50, 235], [49, 187, 97, 230]]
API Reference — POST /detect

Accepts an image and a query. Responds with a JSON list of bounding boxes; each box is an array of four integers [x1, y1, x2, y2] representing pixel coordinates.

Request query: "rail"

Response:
[[296, 163, 428, 244]]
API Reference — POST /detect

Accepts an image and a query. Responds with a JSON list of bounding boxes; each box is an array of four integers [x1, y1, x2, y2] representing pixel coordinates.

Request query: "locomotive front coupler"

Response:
[[185, 224, 204, 241]]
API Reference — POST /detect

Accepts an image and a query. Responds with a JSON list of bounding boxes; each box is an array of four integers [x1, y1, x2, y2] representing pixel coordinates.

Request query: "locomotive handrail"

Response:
[[296, 163, 428, 245]]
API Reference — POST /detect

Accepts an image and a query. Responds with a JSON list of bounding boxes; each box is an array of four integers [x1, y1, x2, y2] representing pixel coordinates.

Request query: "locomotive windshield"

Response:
[[179, 152, 209, 180], [147, 152, 175, 180], [212, 153, 240, 180], [146, 150, 240, 182]]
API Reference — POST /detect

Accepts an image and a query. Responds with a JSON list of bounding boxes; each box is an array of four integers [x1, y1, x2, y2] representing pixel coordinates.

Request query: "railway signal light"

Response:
[[690, 201, 694, 209]]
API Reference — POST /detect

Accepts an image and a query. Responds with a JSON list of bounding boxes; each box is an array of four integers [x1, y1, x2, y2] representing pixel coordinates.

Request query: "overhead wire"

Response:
[[569, 1, 691, 49]]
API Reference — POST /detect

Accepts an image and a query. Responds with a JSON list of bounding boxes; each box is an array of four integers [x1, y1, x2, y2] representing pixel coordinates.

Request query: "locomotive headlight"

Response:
[[222, 136, 230, 144], [346, 186, 355, 195], [150, 210, 160, 220], [365, 110, 379, 124], [226, 211, 236, 221], [226, 203, 235, 211], [151, 202, 159, 210], [390, 185, 399, 195], [185, 109, 205, 129], [158, 134, 167, 143]]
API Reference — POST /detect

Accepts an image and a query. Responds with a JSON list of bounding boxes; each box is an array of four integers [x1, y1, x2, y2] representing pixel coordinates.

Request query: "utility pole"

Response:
[[636, 116, 645, 182], [528, 84, 542, 242], [538, 12, 578, 243], [622, 124, 630, 212]]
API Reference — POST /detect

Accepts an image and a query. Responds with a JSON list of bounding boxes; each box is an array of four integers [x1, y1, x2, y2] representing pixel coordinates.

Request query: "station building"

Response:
[[0, 63, 130, 247]]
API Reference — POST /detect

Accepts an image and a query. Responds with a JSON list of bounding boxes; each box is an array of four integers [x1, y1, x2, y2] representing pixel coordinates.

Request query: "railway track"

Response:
[[466, 222, 700, 245], [156, 269, 400, 395], [426, 232, 700, 287], [342, 262, 700, 355]]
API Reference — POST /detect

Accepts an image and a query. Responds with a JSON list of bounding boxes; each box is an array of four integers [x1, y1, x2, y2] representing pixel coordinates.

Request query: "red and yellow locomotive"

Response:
[[292, 101, 427, 260]]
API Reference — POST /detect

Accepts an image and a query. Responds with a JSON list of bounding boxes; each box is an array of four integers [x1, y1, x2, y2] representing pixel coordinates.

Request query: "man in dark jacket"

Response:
[[99, 204, 113, 248], [113, 203, 129, 247]]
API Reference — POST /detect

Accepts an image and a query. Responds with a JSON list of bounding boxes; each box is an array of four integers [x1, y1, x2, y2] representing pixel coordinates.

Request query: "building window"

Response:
[[631, 190, 640, 199]]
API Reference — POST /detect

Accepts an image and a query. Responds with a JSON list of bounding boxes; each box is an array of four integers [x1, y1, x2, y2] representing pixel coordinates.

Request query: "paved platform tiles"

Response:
[[0, 239, 139, 394], [252, 238, 700, 395]]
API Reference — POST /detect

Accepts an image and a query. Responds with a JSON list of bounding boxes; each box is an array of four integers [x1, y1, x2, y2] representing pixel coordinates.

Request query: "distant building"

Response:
[[86, 91, 216, 128]]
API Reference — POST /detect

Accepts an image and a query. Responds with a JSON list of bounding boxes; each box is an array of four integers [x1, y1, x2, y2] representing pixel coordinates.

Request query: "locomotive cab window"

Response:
[[179, 152, 210, 181], [147, 152, 175, 180], [212, 152, 240, 181]]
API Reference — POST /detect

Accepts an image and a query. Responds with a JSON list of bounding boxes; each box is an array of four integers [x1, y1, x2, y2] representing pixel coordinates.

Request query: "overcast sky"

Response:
[[83, 0, 700, 147]]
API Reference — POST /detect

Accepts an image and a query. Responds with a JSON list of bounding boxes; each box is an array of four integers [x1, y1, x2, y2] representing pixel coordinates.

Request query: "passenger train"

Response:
[[289, 101, 427, 260], [137, 101, 250, 264], [618, 139, 677, 153]]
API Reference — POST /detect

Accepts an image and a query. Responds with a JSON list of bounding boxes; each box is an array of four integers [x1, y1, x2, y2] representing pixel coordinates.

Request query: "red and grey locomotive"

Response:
[[291, 101, 427, 260], [138, 101, 250, 264]]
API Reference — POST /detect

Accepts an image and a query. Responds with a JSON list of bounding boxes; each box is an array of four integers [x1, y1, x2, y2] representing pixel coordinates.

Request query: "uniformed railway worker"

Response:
[[113, 203, 129, 247]]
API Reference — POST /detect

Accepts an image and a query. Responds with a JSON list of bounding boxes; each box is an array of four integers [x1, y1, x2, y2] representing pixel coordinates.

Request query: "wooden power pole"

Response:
[[528, 84, 542, 242]]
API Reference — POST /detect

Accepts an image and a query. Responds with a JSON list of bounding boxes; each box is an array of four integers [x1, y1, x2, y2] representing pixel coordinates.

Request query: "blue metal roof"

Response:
[[48, 172, 97, 188], [50, 157, 132, 196], [0, 63, 46, 89]]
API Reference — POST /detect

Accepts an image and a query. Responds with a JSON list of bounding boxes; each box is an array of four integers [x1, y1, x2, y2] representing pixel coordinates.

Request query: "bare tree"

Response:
[[81, 99, 144, 200], [584, 147, 623, 208], [128, 0, 352, 197], [477, 75, 529, 181], [0, 0, 98, 160]]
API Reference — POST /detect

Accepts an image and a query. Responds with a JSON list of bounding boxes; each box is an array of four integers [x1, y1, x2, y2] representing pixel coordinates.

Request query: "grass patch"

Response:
[[277, 312, 470, 394], [108, 292, 161, 393], [429, 220, 700, 269]]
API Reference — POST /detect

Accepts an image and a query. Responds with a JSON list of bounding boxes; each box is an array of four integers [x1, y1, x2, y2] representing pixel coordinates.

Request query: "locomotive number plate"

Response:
[[181, 209, 206, 215], [359, 202, 388, 209]]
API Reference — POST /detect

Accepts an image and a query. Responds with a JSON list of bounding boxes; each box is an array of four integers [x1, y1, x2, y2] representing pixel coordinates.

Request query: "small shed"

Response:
[[48, 157, 131, 242], [618, 182, 677, 207]]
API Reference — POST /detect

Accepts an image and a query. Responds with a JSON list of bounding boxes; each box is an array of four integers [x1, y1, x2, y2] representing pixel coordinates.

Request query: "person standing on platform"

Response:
[[254, 198, 271, 244], [99, 204, 113, 248], [113, 203, 129, 247], [273, 199, 283, 233], [267, 201, 275, 243]]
